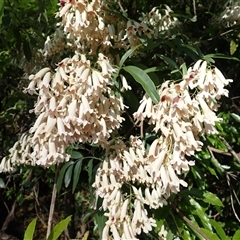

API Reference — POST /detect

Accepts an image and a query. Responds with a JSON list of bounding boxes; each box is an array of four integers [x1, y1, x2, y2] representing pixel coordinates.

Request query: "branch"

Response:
[[226, 173, 240, 223], [171, 203, 212, 240], [219, 137, 240, 164], [46, 167, 59, 239]]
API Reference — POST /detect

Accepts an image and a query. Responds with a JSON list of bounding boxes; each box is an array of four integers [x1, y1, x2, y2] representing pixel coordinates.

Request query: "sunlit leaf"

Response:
[[210, 219, 229, 240], [123, 65, 160, 103], [47, 216, 71, 240], [230, 40, 238, 55], [24, 218, 37, 240], [231, 113, 240, 123], [203, 191, 223, 207], [233, 229, 240, 240]]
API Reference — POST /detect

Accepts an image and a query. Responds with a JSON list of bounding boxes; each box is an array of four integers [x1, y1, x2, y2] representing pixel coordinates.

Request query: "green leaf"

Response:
[[64, 164, 74, 188], [155, 54, 178, 69], [230, 40, 238, 55], [0, 177, 5, 188], [203, 192, 223, 207], [123, 66, 160, 103], [204, 53, 240, 62], [57, 161, 74, 192], [199, 228, 220, 240], [231, 113, 240, 123], [47, 216, 71, 240], [189, 197, 212, 231], [72, 159, 83, 193], [0, 0, 4, 24], [70, 150, 83, 159], [24, 218, 37, 240], [94, 212, 107, 238], [119, 44, 142, 68], [144, 66, 162, 73], [209, 219, 228, 240], [180, 63, 188, 75], [233, 229, 240, 240]]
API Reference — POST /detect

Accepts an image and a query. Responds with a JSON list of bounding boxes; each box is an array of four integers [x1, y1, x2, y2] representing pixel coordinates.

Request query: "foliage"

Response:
[[0, 0, 240, 240]]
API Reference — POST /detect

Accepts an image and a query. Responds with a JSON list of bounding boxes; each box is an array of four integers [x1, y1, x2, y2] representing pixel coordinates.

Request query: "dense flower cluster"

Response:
[[1, 53, 124, 169], [220, 1, 240, 26], [0, 1, 233, 239], [94, 60, 232, 239]]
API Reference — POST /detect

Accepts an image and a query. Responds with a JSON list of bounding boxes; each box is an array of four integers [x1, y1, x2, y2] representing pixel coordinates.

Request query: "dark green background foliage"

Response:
[[0, 0, 240, 239]]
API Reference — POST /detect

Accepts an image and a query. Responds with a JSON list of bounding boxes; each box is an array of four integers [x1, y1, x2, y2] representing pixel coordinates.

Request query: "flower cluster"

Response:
[[124, 5, 178, 48], [221, 1, 240, 26], [0, 53, 125, 170], [93, 60, 232, 239], [57, 0, 110, 53]]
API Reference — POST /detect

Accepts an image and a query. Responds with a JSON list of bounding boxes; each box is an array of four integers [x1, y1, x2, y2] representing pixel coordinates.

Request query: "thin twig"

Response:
[[46, 166, 59, 239], [208, 146, 231, 156], [226, 173, 240, 223], [219, 137, 240, 164], [207, 146, 225, 173], [171, 203, 212, 240]]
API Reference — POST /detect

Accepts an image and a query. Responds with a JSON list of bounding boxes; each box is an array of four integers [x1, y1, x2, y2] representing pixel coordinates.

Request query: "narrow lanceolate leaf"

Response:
[[189, 197, 212, 231], [47, 216, 72, 240], [119, 44, 142, 68], [64, 164, 74, 188], [209, 219, 229, 240], [24, 218, 37, 240], [123, 66, 160, 103], [72, 158, 83, 193], [57, 161, 74, 192], [155, 54, 178, 69], [231, 113, 240, 123]]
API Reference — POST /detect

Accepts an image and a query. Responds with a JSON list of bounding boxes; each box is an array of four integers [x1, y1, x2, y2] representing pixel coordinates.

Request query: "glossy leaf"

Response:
[[231, 113, 240, 123], [119, 44, 141, 68], [70, 150, 83, 159], [203, 192, 223, 207], [24, 218, 37, 240], [209, 219, 229, 240], [47, 216, 71, 240], [189, 197, 212, 231], [64, 164, 74, 188], [123, 65, 160, 103], [199, 228, 220, 240], [72, 158, 83, 193], [57, 161, 74, 192], [233, 230, 240, 240]]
